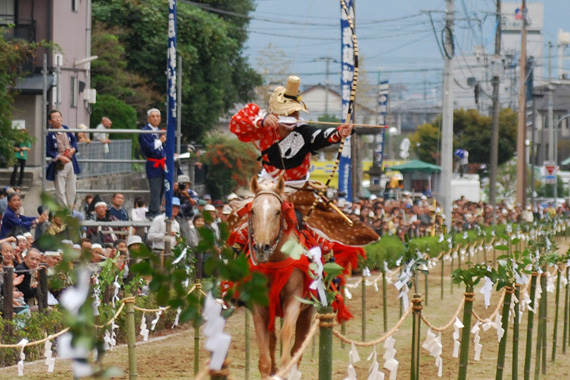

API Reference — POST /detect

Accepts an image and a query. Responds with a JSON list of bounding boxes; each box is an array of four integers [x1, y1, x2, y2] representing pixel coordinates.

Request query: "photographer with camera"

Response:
[[173, 175, 198, 243]]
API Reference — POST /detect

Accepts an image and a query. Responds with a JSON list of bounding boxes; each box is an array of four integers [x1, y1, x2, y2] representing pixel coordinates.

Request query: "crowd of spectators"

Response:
[[0, 175, 233, 317], [339, 192, 568, 241]]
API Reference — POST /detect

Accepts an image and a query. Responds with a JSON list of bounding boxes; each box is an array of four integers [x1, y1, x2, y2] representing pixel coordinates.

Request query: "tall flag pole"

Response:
[[377, 80, 389, 171], [339, 0, 355, 201], [165, 0, 177, 218]]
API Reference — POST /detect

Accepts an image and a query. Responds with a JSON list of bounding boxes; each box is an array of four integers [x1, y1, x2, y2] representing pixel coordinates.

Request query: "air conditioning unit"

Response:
[[83, 88, 97, 104]]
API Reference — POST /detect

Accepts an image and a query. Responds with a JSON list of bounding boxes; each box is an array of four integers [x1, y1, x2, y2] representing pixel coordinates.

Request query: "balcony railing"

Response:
[[0, 18, 36, 42]]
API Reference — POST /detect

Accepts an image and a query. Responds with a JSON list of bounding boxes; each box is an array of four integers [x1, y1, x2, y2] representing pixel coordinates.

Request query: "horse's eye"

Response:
[[275, 210, 281, 216], [251, 210, 255, 215]]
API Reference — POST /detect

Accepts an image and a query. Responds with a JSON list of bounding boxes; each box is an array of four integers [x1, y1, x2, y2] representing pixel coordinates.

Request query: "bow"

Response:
[[305, 0, 358, 222]]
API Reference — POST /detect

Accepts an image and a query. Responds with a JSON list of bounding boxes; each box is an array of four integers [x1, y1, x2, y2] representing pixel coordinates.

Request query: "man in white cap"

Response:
[[86, 201, 123, 245], [147, 197, 181, 254]]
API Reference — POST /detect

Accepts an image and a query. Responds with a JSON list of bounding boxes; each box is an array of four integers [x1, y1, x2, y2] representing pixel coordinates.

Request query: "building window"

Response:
[[70, 76, 78, 108], [0, 0, 16, 23], [72, 0, 79, 12]]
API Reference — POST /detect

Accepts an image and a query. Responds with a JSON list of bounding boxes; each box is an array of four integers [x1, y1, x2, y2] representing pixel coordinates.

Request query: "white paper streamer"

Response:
[[422, 328, 443, 375], [151, 308, 164, 331], [17, 339, 28, 376], [343, 364, 357, 380], [203, 293, 232, 371], [494, 313, 505, 342], [479, 277, 494, 309], [349, 342, 361, 364], [452, 317, 464, 358], [139, 314, 149, 341], [172, 307, 181, 328], [44, 340, 55, 373], [308, 246, 328, 307], [382, 336, 399, 380], [471, 322, 482, 361]]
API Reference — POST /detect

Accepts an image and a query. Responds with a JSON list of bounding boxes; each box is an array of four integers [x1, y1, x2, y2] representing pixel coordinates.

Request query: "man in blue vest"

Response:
[[46, 110, 81, 208], [138, 108, 166, 219]]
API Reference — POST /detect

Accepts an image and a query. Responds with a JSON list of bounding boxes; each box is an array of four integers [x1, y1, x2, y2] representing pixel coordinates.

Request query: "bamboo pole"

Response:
[[318, 306, 334, 380], [411, 295, 423, 380], [383, 269, 388, 332], [495, 286, 513, 380], [541, 273, 547, 375], [362, 276, 366, 341], [552, 266, 562, 361], [535, 273, 546, 379], [524, 272, 538, 380], [125, 296, 138, 380], [424, 272, 429, 306], [562, 265, 570, 354], [451, 256, 454, 295], [458, 287, 475, 380], [245, 308, 250, 380], [513, 284, 521, 380], [441, 256, 445, 300]]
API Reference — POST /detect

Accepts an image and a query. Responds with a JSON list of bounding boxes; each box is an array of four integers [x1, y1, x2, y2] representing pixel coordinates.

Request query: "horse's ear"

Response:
[[250, 175, 259, 194], [276, 176, 285, 194]]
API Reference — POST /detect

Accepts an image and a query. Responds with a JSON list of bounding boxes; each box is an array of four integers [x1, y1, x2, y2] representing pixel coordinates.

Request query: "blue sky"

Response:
[[243, 0, 570, 91]]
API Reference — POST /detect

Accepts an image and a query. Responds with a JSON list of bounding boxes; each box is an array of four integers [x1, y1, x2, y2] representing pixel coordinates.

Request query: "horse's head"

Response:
[[249, 176, 286, 263]]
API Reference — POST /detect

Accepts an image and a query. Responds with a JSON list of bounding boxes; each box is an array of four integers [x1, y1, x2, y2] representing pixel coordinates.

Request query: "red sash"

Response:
[[147, 157, 166, 170]]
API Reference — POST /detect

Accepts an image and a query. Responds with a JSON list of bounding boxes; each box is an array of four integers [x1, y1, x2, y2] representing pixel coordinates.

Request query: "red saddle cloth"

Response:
[[226, 198, 368, 327]]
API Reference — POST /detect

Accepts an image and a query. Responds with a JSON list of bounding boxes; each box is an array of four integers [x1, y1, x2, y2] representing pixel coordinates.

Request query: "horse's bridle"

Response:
[[248, 190, 284, 266]]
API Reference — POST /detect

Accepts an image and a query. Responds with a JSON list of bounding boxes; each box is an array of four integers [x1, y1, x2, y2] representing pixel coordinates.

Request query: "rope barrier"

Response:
[[0, 328, 70, 348], [472, 289, 506, 323], [332, 303, 412, 347], [421, 298, 465, 332]]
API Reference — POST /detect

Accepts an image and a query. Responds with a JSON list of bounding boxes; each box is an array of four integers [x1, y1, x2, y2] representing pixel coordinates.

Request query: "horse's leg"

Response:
[[269, 326, 277, 374], [252, 305, 272, 378], [292, 304, 314, 361], [279, 270, 304, 369]]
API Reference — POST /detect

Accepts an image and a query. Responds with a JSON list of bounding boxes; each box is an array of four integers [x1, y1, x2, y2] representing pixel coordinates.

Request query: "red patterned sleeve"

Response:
[[229, 103, 267, 142]]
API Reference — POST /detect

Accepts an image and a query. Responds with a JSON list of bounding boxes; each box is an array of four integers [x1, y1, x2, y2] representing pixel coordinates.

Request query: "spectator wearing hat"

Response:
[[173, 175, 198, 243], [203, 204, 220, 244], [212, 200, 224, 223], [86, 201, 123, 245], [203, 194, 212, 204], [196, 199, 207, 214], [147, 197, 181, 253], [139, 108, 166, 219], [46, 110, 80, 208], [1, 193, 48, 239]]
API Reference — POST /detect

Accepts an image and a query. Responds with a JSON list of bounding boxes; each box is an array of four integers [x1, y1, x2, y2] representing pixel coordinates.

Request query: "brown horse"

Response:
[[248, 176, 314, 378]]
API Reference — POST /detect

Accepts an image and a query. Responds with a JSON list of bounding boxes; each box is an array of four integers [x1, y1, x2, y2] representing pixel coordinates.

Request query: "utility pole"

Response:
[[440, 0, 454, 231], [548, 42, 556, 202], [488, 0, 501, 222], [515, 0, 527, 206], [314, 57, 337, 116]]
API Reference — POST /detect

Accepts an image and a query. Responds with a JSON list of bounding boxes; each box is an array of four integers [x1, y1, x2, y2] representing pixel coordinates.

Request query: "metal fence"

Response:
[[77, 140, 132, 178]]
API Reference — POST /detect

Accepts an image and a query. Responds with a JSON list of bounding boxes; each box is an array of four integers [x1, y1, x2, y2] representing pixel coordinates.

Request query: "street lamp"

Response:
[[553, 113, 570, 202]]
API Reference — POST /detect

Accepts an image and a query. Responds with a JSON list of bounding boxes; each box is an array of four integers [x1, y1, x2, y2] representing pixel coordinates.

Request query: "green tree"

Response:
[[0, 30, 41, 165], [410, 108, 517, 166], [92, 0, 262, 142], [201, 133, 260, 200], [535, 176, 568, 198], [90, 94, 139, 155], [91, 23, 160, 119]]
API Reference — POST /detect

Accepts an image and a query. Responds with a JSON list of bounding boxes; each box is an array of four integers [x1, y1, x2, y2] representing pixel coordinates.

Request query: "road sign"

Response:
[[543, 164, 557, 184]]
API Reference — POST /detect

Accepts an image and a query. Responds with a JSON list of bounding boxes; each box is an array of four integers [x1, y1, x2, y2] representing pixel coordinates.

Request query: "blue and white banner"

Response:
[[165, 0, 177, 218], [376, 80, 389, 169], [339, 0, 354, 201]]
